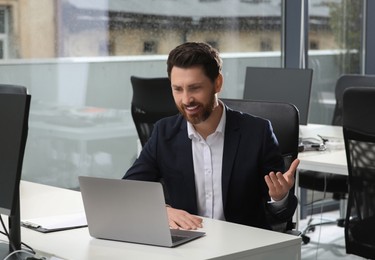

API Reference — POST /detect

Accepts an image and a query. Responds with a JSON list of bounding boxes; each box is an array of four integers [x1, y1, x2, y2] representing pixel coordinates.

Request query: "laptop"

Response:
[[78, 176, 205, 247]]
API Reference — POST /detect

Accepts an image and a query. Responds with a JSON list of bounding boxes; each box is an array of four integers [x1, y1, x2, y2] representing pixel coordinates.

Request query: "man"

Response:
[[124, 42, 299, 231]]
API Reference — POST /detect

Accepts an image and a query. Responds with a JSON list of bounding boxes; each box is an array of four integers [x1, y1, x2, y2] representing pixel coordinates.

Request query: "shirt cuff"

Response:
[[267, 193, 288, 209]]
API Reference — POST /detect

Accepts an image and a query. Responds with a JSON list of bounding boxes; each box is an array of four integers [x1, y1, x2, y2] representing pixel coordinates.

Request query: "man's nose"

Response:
[[182, 91, 192, 104]]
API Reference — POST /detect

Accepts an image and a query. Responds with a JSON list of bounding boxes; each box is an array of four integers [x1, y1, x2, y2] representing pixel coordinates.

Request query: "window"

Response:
[[3, 0, 366, 189], [308, 0, 362, 124], [0, 0, 368, 190], [0, 40, 3, 59], [260, 38, 273, 51], [0, 7, 8, 59], [143, 41, 157, 54], [206, 41, 218, 50], [0, 0, 285, 189], [309, 40, 319, 50]]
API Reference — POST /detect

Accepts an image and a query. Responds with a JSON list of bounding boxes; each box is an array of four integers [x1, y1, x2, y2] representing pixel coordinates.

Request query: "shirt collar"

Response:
[[187, 100, 226, 140]]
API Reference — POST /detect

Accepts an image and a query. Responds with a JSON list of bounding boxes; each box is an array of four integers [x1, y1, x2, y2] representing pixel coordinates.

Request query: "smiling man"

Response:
[[124, 42, 299, 231]]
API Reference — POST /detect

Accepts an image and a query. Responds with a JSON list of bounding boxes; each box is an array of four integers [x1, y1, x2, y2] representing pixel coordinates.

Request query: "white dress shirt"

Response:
[[187, 104, 226, 220], [187, 102, 287, 220]]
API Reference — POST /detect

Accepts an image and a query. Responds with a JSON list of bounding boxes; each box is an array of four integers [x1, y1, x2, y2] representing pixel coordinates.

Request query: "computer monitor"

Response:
[[0, 86, 31, 258], [243, 67, 313, 125]]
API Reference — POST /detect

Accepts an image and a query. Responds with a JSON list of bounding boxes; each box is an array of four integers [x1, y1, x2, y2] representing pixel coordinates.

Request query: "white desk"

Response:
[[12, 181, 302, 260], [298, 149, 347, 175], [295, 124, 348, 224], [298, 124, 347, 175], [26, 107, 137, 188]]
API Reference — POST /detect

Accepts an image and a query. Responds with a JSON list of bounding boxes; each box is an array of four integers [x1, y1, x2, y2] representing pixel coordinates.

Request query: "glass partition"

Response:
[[0, 0, 365, 189], [308, 0, 362, 124], [0, 0, 283, 189]]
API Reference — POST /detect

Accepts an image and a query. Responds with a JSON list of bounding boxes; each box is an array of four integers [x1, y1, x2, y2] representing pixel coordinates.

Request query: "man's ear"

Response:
[[215, 73, 223, 93]]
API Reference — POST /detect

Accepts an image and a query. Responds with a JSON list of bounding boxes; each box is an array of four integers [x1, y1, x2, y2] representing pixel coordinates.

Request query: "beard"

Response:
[[177, 92, 216, 125]]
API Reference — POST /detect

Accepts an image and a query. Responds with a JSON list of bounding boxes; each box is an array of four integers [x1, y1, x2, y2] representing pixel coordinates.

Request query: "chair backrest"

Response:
[[342, 87, 375, 258], [243, 67, 312, 125], [332, 74, 375, 126], [221, 98, 299, 165], [130, 76, 179, 147], [221, 98, 299, 232]]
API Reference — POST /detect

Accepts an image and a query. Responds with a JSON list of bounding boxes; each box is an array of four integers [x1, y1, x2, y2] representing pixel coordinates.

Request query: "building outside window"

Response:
[[308, 0, 362, 124], [0, 7, 8, 59], [260, 38, 273, 51], [143, 41, 158, 54]]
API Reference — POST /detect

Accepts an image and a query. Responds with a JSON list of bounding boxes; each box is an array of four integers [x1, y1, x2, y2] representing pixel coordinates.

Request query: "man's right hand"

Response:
[[166, 207, 203, 230]]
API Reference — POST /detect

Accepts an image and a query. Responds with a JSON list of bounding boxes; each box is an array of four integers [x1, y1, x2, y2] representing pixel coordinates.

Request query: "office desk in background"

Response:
[[298, 124, 347, 175], [25, 104, 138, 189], [9, 181, 302, 260], [296, 124, 347, 223]]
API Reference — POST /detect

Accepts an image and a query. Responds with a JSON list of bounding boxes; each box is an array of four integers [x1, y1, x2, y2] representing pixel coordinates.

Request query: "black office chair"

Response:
[[130, 76, 179, 147], [221, 98, 299, 233], [342, 87, 375, 259], [299, 74, 375, 244], [332, 74, 375, 126], [243, 67, 313, 125]]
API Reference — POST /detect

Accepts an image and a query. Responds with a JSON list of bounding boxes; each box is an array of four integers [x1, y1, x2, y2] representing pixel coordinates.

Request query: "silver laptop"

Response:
[[78, 176, 205, 247]]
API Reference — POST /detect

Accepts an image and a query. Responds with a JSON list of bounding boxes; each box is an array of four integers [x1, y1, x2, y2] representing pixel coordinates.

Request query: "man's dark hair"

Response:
[[167, 42, 222, 83]]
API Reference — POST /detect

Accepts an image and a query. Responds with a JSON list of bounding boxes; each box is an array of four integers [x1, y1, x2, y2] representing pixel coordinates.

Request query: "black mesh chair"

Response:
[[299, 74, 375, 244], [342, 87, 375, 259], [130, 76, 179, 147], [221, 98, 299, 233]]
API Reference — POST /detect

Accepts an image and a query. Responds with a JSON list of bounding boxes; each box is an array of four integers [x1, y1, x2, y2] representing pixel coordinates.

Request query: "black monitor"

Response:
[[0, 85, 31, 258], [243, 67, 313, 125]]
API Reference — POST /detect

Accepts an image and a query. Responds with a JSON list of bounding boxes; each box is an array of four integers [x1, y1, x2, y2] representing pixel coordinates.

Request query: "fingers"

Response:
[[166, 207, 203, 230], [288, 159, 300, 174], [265, 159, 300, 201], [265, 172, 289, 201], [265, 172, 279, 190], [282, 158, 300, 182], [265, 172, 289, 192], [272, 158, 300, 183]]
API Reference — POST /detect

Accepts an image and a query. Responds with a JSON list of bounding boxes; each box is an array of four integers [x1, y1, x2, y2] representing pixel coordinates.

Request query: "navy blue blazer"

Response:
[[124, 106, 297, 229]]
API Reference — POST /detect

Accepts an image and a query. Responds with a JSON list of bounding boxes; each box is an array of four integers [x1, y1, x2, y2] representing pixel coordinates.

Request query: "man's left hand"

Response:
[[264, 159, 300, 201]]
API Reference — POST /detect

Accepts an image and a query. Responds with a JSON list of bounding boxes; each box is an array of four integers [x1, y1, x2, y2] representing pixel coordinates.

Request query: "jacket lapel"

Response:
[[175, 119, 198, 213], [221, 108, 241, 209]]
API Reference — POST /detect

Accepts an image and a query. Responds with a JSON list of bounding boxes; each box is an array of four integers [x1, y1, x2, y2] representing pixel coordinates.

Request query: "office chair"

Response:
[[243, 67, 312, 125], [221, 98, 299, 233], [332, 74, 375, 126], [299, 74, 375, 244], [342, 87, 375, 259], [130, 76, 179, 147]]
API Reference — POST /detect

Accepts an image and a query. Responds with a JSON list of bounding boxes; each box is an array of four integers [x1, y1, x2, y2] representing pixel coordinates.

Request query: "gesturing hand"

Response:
[[264, 159, 300, 201], [166, 207, 203, 230]]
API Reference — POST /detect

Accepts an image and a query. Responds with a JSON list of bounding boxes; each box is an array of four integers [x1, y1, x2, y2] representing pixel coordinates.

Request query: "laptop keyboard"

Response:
[[172, 235, 187, 243]]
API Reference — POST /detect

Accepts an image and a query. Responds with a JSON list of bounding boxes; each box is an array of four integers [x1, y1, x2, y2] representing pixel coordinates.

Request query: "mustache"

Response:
[[182, 102, 200, 108]]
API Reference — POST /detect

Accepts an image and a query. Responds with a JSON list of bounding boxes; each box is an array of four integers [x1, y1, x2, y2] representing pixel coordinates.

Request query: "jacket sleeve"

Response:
[[262, 121, 298, 226], [123, 122, 162, 182]]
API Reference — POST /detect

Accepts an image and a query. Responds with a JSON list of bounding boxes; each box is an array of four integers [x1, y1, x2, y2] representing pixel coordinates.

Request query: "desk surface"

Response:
[[298, 149, 347, 175], [298, 124, 347, 175], [29, 109, 136, 141], [14, 181, 301, 260]]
